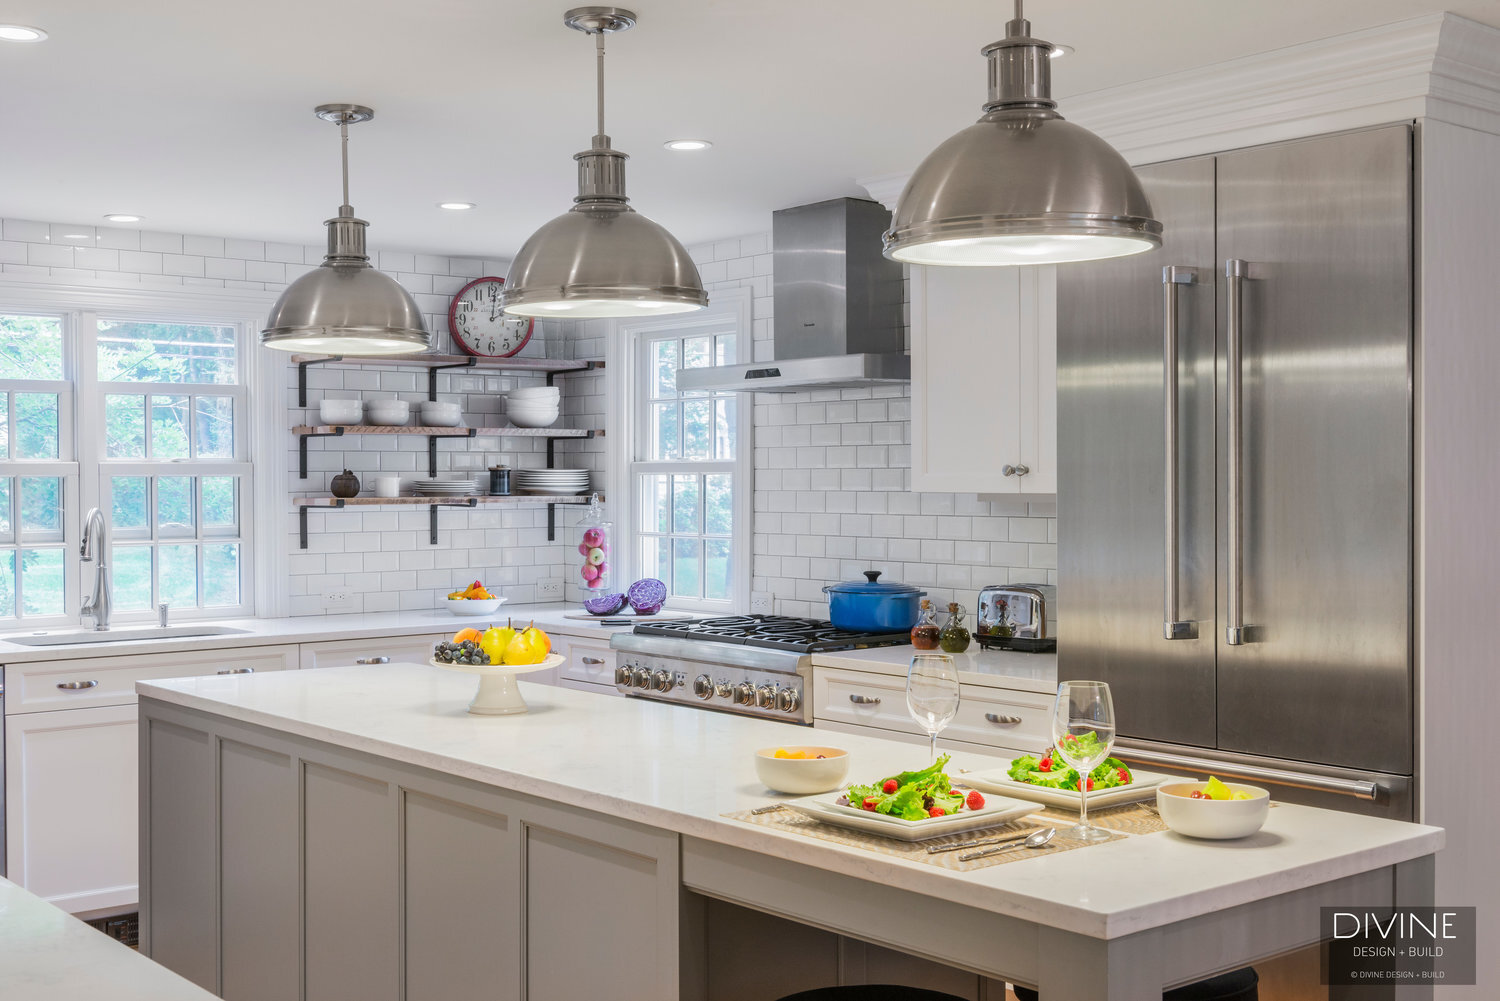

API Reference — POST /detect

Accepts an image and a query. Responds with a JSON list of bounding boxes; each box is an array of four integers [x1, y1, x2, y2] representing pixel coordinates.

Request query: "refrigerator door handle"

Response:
[[1224, 259, 1259, 645], [1162, 265, 1200, 640], [1116, 744, 1381, 801]]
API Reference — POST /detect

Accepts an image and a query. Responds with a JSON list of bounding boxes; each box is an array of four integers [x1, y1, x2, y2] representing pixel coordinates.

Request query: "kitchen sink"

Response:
[[3, 625, 251, 647]]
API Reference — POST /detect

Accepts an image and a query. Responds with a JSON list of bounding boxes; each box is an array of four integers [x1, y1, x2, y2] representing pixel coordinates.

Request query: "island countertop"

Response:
[[138, 664, 1441, 941]]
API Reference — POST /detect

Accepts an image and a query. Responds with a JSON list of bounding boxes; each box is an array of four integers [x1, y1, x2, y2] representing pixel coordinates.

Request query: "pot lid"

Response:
[[824, 570, 922, 596]]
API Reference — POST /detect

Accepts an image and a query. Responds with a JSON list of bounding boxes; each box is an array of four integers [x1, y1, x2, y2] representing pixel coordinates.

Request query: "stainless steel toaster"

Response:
[[977, 583, 1057, 640]]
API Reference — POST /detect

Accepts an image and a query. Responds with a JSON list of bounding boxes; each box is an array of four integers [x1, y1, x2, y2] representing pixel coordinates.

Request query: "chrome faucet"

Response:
[[80, 507, 112, 631]]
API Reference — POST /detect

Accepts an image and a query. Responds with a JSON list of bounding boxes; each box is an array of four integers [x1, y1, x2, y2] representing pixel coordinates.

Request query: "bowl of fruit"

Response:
[[754, 746, 850, 795], [446, 580, 505, 615], [1155, 776, 1271, 839], [431, 621, 562, 715]]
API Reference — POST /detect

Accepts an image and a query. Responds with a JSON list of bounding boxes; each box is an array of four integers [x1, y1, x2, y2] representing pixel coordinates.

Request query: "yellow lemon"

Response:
[[1232, 790, 1254, 801], [773, 748, 791, 759], [1204, 775, 1233, 801]]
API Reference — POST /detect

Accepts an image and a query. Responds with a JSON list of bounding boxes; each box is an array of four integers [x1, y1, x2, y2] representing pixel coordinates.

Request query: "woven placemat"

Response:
[[726, 801, 1175, 872], [1032, 800, 1169, 836]]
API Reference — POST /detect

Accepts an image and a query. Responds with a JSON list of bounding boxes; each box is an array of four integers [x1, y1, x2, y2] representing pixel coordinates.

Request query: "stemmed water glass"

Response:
[[907, 653, 960, 763], [1051, 680, 1117, 842]]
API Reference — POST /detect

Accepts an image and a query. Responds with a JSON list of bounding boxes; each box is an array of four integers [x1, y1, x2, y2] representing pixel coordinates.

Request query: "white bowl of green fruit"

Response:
[[1156, 777, 1270, 839]]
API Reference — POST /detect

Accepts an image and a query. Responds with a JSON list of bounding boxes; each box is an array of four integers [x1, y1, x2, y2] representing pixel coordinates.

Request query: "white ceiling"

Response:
[[3, 0, 1498, 258]]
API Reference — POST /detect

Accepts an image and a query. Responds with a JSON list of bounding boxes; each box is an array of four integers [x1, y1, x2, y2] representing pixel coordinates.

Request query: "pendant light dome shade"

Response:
[[262, 105, 429, 355], [884, 6, 1161, 266], [502, 8, 706, 319]]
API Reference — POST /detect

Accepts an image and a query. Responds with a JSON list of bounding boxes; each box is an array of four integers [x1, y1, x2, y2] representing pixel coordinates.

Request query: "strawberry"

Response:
[[928, 806, 946, 818], [966, 790, 985, 811], [882, 778, 899, 794]]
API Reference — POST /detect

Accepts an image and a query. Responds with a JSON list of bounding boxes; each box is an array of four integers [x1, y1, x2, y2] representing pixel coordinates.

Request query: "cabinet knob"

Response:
[[985, 713, 1022, 726], [217, 668, 256, 675], [57, 680, 98, 691], [355, 656, 390, 665], [1002, 464, 1030, 478]]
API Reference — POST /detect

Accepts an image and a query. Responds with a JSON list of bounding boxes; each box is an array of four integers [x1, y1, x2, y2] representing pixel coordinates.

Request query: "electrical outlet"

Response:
[[750, 590, 774, 615], [322, 589, 360, 614], [536, 579, 564, 600]]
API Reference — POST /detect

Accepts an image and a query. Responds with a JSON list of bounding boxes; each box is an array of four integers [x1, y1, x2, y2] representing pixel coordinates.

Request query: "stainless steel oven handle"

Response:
[[1116, 745, 1379, 800], [1224, 259, 1255, 646], [1162, 265, 1200, 641]]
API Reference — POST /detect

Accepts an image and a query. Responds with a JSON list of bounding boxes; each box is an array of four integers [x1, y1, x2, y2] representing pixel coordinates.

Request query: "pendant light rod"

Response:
[[339, 115, 351, 211], [595, 30, 606, 139]]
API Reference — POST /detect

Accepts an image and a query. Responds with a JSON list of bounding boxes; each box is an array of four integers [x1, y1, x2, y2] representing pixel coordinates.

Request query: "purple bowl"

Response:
[[627, 578, 667, 613], [583, 592, 626, 616]]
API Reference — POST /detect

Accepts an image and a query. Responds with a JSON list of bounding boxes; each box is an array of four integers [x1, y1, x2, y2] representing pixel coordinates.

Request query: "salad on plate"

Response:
[[1005, 733, 1133, 793], [838, 754, 985, 820]]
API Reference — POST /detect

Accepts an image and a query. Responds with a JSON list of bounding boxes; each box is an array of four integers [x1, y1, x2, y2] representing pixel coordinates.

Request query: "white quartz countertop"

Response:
[[139, 664, 1441, 940], [812, 644, 1058, 693], [0, 602, 631, 663], [0, 876, 217, 1000]]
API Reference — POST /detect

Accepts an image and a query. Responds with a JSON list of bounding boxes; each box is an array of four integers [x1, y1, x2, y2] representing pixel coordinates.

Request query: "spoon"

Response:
[[957, 826, 1056, 861]]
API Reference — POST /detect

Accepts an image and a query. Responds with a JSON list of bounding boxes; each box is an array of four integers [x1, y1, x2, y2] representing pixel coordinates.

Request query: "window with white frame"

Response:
[[0, 310, 254, 625], [629, 314, 749, 610]]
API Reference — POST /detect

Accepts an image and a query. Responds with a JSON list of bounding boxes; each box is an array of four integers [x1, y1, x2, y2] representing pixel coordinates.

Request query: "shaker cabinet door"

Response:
[[910, 265, 1056, 494]]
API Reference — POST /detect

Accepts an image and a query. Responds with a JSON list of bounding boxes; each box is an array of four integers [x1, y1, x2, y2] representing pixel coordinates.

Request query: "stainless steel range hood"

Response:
[[677, 197, 908, 393]]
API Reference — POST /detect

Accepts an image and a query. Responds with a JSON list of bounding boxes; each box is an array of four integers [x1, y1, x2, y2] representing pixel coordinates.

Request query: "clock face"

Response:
[[448, 277, 535, 358]]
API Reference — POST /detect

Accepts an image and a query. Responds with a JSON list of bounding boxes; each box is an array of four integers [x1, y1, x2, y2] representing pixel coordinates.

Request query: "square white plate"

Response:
[[962, 760, 1171, 811], [784, 789, 1034, 842]]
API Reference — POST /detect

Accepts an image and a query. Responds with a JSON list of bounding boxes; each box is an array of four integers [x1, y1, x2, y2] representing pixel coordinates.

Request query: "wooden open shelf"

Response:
[[292, 353, 602, 406], [294, 425, 602, 479], [294, 493, 599, 548]]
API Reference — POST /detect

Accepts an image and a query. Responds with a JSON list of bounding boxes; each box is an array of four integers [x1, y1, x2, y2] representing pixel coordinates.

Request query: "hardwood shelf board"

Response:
[[294, 494, 597, 508], [290, 353, 601, 373], [292, 425, 601, 438]]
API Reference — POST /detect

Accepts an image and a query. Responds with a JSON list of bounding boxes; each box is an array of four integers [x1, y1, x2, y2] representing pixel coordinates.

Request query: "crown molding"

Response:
[[860, 12, 1500, 208]]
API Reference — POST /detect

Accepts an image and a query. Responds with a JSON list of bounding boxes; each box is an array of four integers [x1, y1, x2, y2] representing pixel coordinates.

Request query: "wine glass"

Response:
[[907, 653, 960, 763], [1051, 680, 1117, 842]]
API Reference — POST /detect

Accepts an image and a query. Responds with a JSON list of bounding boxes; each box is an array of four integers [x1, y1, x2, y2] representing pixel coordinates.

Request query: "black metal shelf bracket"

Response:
[[545, 429, 596, 469], [296, 356, 345, 408], [547, 503, 558, 541], [427, 427, 479, 477], [298, 499, 346, 549], [428, 357, 479, 401], [430, 497, 480, 544], [298, 426, 346, 479]]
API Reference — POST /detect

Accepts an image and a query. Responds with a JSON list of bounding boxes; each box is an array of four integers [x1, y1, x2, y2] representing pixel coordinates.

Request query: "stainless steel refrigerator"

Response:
[[1057, 124, 1414, 819]]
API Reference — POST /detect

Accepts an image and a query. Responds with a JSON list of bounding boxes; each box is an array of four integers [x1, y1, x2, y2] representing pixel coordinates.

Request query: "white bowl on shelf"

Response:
[[318, 399, 363, 425], [419, 401, 463, 427], [507, 410, 560, 429], [365, 399, 412, 426]]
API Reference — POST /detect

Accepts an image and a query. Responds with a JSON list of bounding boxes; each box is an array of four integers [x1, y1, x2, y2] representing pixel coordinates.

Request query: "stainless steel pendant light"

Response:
[[884, 1, 1161, 266], [261, 105, 429, 355], [502, 7, 706, 318]]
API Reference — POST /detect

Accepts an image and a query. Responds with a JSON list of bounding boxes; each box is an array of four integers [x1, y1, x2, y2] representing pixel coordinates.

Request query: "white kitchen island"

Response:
[[136, 665, 1441, 1001]]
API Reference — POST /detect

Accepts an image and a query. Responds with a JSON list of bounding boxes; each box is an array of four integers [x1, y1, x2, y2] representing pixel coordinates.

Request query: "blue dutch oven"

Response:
[[822, 570, 926, 633]]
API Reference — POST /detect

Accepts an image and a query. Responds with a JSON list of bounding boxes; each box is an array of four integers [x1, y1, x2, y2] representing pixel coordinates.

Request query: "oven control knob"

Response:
[[732, 682, 756, 705], [692, 675, 714, 699], [714, 680, 733, 700], [614, 665, 634, 687], [776, 688, 802, 714], [755, 684, 777, 709], [631, 667, 653, 689], [651, 669, 674, 692]]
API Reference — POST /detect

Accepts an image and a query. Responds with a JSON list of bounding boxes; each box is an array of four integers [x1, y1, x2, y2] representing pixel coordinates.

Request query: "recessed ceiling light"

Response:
[[438, 201, 475, 211], [0, 24, 47, 42], [1049, 43, 1073, 59], [103, 214, 143, 223], [664, 139, 712, 151]]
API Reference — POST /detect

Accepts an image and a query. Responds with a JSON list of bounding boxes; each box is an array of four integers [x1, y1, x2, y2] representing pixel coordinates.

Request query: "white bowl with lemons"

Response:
[[754, 746, 851, 794], [1155, 777, 1270, 839]]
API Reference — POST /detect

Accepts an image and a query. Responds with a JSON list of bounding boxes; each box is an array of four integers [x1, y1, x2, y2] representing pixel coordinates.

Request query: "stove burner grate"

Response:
[[633, 614, 910, 654]]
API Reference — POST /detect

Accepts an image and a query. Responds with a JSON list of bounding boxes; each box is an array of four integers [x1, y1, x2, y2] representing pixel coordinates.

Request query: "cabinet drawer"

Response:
[[813, 667, 1052, 752], [559, 638, 614, 686], [4, 644, 298, 714], [299, 634, 447, 670]]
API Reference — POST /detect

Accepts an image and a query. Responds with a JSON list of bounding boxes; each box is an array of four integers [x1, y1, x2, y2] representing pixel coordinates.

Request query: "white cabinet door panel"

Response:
[[4, 644, 298, 714], [298, 634, 448, 670]]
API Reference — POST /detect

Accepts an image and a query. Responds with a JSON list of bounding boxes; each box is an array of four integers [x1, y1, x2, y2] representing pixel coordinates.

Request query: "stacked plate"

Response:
[[411, 477, 480, 497], [506, 386, 561, 428], [513, 469, 591, 496]]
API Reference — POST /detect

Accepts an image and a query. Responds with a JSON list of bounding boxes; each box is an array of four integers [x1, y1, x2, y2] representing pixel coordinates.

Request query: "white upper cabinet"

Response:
[[908, 264, 1056, 495]]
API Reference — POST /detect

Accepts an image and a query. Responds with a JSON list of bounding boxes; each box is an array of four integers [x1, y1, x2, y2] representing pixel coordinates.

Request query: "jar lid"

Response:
[[823, 570, 923, 596]]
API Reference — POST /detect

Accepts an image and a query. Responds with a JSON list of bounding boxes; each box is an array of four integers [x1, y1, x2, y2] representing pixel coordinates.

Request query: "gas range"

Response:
[[609, 615, 910, 724]]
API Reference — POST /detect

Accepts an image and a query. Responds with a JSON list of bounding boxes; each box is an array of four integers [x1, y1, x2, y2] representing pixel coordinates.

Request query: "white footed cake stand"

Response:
[[430, 653, 565, 715]]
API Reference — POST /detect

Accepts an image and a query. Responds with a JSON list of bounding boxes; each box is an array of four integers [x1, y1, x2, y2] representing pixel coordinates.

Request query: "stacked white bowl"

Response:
[[419, 400, 463, 427], [506, 386, 561, 428], [364, 398, 411, 426]]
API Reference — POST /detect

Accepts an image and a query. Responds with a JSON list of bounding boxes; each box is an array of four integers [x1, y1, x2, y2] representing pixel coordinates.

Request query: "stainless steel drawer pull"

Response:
[[849, 694, 882, 705], [1224, 259, 1258, 646], [1162, 264, 1200, 641], [581, 657, 606, 665], [57, 680, 98, 691], [217, 668, 255, 675], [985, 713, 1022, 725], [355, 656, 390, 665]]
